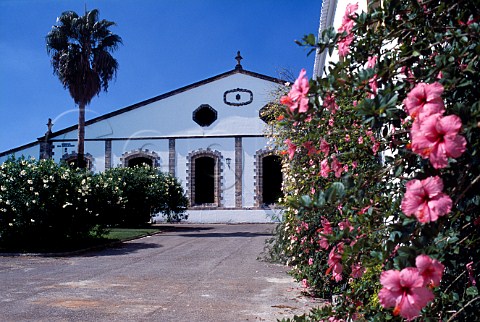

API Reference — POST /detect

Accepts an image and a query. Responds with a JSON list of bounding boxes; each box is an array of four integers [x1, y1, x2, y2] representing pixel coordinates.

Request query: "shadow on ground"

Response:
[[80, 241, 163, 257], [177, 231, 273, 238]]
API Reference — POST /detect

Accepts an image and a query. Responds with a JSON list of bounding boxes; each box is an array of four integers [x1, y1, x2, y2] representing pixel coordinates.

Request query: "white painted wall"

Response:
[[57, 72, 279, 141]]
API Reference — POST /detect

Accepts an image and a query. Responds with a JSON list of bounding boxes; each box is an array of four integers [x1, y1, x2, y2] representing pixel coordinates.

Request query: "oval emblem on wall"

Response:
[[223, 88, 253, 106]]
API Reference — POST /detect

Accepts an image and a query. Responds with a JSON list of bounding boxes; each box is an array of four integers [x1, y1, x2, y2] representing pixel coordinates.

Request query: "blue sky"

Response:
[[0, 0, 321, 152]]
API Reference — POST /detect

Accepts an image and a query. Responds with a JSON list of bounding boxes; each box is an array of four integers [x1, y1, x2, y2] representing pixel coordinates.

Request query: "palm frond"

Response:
[[46, 8, 121, 106]]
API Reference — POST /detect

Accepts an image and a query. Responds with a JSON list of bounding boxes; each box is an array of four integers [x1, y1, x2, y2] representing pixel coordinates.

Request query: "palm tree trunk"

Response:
[[77, 103, 86, 169]]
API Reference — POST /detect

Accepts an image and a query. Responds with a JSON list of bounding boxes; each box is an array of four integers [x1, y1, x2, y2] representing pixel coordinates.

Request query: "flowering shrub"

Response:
[[100, 166, 188, 226], [0, 158, 188, 248], [0, 157, 100, 247], [273, 0, 479, 320]]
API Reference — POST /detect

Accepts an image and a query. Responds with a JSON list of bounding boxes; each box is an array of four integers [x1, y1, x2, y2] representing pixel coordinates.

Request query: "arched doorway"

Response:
[[262, 155, 283, 205], [187, 149, 223, 207], [194, 156, 215, 204], [255, 150, 283, 207]]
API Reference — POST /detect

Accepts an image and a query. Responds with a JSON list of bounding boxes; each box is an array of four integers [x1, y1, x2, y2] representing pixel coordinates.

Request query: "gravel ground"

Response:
[[0, 223, 323, 321]]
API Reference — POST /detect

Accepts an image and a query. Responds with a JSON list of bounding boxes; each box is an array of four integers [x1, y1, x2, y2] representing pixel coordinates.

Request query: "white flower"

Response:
[[5, 200, 10, 205], [0, 186, 6, 191], [30, 219, 35, 223], [27, 180, 33, 185], [63, 202, 72, 208]]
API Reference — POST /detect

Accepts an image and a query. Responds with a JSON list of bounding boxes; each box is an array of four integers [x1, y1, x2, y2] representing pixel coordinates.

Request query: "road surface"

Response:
[[0, 224, 322, 321]]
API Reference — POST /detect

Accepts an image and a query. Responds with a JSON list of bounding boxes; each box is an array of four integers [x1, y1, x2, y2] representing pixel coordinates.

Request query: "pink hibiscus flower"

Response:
[[303, 141, 317, 156], [302, 278, 309, 288], [323, 92, 339, 114], [367, 56, 377, 69], [338, 219, 354, 232], [411, 113, 467, 169], [326, 244, 344, 282], [338, 33, 354, 58], [378, 268, 434, 320], [403, 82, 445, 119], [337, 3, 358, 58], [281, 69, 310, 113], [415, 254, 444, 287], [320, 138, 330, 156], [340, 2, 359, 30], [320, 159, 331, 178], [321, 217, 333, 235], [318, 217, 332, 249], [318, 236, 329, 249], [351, 262, 365, 278], [284, 139, 297, 160], [401, 176, 452, 223], [331, 155, 343, 178]]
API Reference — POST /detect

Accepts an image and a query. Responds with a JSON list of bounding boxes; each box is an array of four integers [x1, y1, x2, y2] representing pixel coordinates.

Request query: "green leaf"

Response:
[[300, 195, 312, 207], [325, 182, 345, 203], [370, 250, 383, 260], [466, 286, 478, 297], [314, 191, 326, 207]]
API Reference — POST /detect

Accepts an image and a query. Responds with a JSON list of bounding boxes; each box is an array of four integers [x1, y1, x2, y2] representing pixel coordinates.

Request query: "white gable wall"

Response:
[[57, 73, 277, 141]]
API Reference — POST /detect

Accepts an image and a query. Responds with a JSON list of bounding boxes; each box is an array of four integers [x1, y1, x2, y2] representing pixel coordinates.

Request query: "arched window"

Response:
[[255, 149, 283, 207], [120, 149, 160, 168], [187, 149, 223, 207], [61, 152, 95, 170]]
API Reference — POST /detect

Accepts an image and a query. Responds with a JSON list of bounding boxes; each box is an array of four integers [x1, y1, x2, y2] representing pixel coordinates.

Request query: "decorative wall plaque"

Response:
[[223, 88, 253, 106]]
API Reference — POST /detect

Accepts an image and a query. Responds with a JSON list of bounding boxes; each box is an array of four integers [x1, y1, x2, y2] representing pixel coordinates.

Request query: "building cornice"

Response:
[[313, 0, 338, 79]]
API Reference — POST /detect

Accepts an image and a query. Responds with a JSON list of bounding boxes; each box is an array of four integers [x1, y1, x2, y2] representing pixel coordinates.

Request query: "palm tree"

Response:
[[46, 9, 122, 168]]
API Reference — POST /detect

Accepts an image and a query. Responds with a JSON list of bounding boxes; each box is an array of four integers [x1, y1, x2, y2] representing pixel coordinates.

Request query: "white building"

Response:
[[314, 0, 369, 79], [0, 55, 285, 223]]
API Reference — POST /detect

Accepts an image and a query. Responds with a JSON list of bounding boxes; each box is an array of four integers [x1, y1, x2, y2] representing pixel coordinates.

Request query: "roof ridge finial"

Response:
[[235, 51, 243, 70]]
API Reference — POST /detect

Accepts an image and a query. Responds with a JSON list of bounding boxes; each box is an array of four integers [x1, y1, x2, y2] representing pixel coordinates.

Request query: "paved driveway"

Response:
[[0, 224, 320, 321]]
